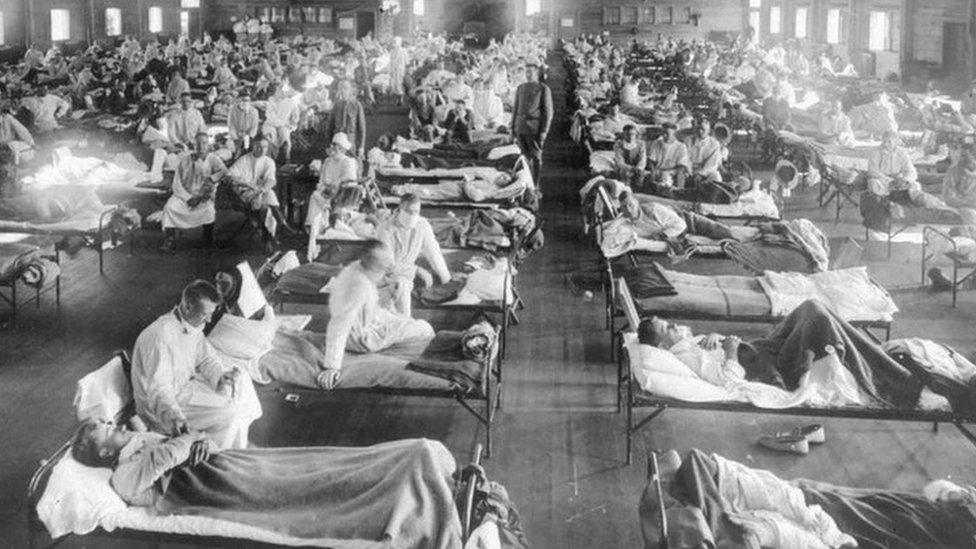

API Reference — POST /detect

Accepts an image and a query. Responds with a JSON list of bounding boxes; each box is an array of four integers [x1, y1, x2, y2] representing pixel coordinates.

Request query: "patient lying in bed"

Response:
[[0, 185, 105, 223], [636, 299, 973, 411], [643, 449, 976, 549], [69, 420, 463, 549]]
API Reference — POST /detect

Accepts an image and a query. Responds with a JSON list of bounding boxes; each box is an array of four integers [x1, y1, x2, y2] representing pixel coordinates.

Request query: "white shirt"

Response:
[[264, 95, 300, 128], [376, 216, 451, 282], [131, 309, 224, 430], [322, 262, 380, 370], [229, 153, 276, 190]]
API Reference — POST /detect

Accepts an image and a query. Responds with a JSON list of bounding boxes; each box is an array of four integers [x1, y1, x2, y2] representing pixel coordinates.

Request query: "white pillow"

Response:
[[638, 344, 699, 378], [36, 454, 127, 539]]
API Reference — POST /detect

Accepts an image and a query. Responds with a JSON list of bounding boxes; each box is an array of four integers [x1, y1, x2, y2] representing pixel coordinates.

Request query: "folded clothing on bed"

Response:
[[20, 256, 60, 288], [274, 262, 344, 295], [758, 267, 898, 322], [621, 262, 678, 298]]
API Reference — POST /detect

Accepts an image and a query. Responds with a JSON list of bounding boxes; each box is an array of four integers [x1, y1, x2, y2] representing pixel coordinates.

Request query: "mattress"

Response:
[[0, 212, 107, 235], [625, 264, 771, 318]]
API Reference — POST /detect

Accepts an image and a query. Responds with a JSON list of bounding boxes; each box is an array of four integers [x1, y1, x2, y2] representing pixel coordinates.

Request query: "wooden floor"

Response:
[[5, 54, 976, 548]]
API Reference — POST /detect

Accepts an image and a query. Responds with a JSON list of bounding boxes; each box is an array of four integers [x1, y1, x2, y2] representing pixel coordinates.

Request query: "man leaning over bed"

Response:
[[317, 240, 436, 389], [131, 280, 262, 450]]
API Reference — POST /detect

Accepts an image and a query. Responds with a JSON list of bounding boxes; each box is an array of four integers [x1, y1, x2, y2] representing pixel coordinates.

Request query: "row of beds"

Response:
[[569, 51, 976, 529], [22, 82, 540, 548], [24, 154, 536, 545]]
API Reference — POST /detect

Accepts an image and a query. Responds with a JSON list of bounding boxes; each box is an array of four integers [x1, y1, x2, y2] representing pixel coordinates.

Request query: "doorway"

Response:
[[356, 11, 376, 39]]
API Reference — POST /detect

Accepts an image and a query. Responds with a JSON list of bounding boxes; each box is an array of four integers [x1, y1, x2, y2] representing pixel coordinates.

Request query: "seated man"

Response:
[[441, 99, 474, 145], [637, 299, 928, 410], [21, 86, 70, 133], [470, 78, 505, 130], [167, 92, 206, 149], [613, 125, 647, 187], [317, 240, 436, 389], [227, 137, 293, 247], [376, 194, 452, 315], [685, 118, 724, 185], [161, 132, 227, 251], [0, 105, 35, 164], [263, 84, 300, 163], [69, 421, 461, 547], [130, 280, 262, 450], [942, 144, 976, 225], [815, 99, 854, 145], [646, 122, 690, 188], [305, 132, 359, 229], [226, 91, 259, 152]]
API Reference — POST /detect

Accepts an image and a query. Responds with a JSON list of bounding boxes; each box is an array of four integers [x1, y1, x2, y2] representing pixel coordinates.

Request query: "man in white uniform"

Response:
[[263, 83, 300, 163], [161, 132, 228, 251], [131, 280, 262, 450], [376, 194, 452, 315], [686, 119, 724, 184], [317, 241, 436, 389], [168, 92, 207, 148], [228, 137, 292, 244], [647, 122, 691, 188]]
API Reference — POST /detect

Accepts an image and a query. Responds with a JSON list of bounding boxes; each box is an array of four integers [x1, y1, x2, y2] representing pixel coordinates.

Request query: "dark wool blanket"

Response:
[[745, 299, 924, 408], [159, 439, 463, 549]]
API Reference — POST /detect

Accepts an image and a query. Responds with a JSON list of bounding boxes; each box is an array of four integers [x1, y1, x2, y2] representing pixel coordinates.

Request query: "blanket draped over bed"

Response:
[[746, 300, 923, 408], [641, 449, 976, 549], [158, 439, 463, 549]]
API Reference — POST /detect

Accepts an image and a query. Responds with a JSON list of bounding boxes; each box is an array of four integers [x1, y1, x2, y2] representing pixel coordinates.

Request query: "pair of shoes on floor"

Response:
[[758, 424, 825, 455]]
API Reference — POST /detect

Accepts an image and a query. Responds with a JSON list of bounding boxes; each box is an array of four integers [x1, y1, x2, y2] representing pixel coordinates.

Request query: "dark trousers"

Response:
[[516, 132, 544, 186]]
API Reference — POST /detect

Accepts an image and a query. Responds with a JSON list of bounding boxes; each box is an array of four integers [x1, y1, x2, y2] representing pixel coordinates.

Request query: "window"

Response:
[[51, 9, 70, 41], [413, 0, 425, 17], [642, 6, 655, 24], [868, 10, 891, 51], [288, 8, 301, 23], [749, 10, 761, 36], [661, 7, 672, 24], [105, 7, 122, 36], [148, 6, 163, 33], [180, 0, 199, 8], [526, 0, 542, 17], [271, 7, 285, 23], [603, 6, 621, 25], [749, 0, 762, 8], [794, 7, 808, 39], [180, 10, 189, 35], [769, 6, 781, 34], [0, 11, 5, 45], [621, 6, 637, 25], [682, 7, 692, 24], [255, 7, 270, 22], [318, 8, 332, 23], [827, 9, 847, 44]]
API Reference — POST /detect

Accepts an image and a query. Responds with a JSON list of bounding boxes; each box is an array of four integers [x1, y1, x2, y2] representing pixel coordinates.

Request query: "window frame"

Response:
[[148, 6, 164, 34], [769, 5, 781, 34], [794, 7, 808, 39], [413, 0, 425, 17], [105, 7, 122, 37], [868, 9, 892, 52], [51, 8, 71, 42]]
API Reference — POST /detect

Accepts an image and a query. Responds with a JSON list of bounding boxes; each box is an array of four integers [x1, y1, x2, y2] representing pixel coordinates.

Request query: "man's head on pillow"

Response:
[[638, 316, 693, 349], [71, 419, 131, 468]]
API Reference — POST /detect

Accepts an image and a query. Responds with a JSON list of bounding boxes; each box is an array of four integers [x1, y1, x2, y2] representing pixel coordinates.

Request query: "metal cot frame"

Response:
[[612, 278, 975, 465]]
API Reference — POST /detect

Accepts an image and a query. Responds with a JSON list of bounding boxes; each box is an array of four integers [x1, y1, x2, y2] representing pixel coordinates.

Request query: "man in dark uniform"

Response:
[[511, 63, 552, 187]]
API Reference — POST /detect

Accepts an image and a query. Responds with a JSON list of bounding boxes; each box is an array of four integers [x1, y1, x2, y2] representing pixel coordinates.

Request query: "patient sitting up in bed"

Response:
[[318, 240, 436, 389], [131, 280, 262, 450], [376, 193, 452, 315], [70, 420, 462, 548], [861, 131, 951, 230], [637, 299, 933, 409]]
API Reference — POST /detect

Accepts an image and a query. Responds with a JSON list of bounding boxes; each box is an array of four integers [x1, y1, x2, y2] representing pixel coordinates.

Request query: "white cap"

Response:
[[331, 132, 352, 151]]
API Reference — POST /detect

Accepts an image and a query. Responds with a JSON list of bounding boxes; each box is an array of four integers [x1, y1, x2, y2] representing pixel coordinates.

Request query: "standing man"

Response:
[[262, 83, 300, 164], [511, 63, 553, 186], [131, 279, 262, 450], [227, 91, 260, 152], [325, 80, 367, 159]]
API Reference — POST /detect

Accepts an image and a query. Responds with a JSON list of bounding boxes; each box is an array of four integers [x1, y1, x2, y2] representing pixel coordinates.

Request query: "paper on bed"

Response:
[[236, 261, 266, 319]]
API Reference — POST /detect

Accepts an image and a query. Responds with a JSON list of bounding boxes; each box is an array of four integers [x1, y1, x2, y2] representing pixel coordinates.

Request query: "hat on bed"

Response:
[[773, 159, 800, 192]]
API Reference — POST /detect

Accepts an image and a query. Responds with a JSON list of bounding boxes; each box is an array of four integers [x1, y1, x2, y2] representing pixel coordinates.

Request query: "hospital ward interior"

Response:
[[7, 0, 976, 547]]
